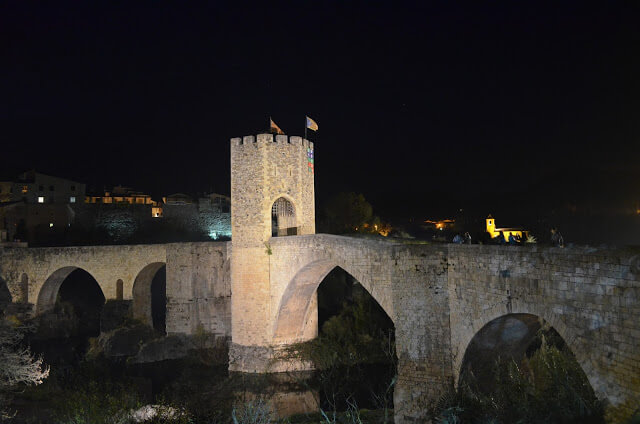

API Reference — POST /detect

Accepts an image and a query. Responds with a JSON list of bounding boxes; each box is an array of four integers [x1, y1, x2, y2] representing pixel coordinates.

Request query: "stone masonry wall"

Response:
[[165, 242, 231, 336], [447, 244, 640, 422], [391, 244, 453, 423]]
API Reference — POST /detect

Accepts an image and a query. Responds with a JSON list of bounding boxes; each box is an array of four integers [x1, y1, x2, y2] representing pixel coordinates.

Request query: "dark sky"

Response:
[[2, 2, 639, 217]]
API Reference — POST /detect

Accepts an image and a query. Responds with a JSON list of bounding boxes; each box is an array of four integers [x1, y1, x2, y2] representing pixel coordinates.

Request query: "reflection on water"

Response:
[[231, 372, 319, 419], [230, 362, 394, 419]]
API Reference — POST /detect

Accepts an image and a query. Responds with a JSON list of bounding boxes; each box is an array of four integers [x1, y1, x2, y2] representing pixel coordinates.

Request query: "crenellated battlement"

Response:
[[230, 133, 313, 150]]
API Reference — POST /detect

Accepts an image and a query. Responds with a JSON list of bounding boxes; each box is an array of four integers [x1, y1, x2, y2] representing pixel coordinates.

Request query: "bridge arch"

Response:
[[273, 258, 393, 344], [458, 309, 598, 403], [133, 262, 167, 333], [37, 266, 104, 314]]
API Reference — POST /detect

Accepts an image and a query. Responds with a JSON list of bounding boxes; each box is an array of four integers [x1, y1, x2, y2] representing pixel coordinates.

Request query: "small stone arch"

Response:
[[132, 262, 166, 331], [20, 273, 28, 303], [37, 266, 102, 314], [116, 279, 124, 300], [270, 195, 298, 237], [273, 259, 393, 344]]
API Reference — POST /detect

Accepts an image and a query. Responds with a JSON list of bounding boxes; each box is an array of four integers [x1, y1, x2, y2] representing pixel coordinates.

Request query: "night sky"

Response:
[[2, 2, 639, 219]]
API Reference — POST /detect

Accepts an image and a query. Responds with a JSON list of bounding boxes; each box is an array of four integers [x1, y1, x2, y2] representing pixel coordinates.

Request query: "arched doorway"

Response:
[[272, 197, 297, 236], [133, 262, 167, 334], [452, 313, 603, 422]]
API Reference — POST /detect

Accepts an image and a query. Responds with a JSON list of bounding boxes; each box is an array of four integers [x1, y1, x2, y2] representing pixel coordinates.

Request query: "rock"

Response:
[[129, 404, 183, 423], [100, 300, 132, 332], [132, 334, 193, 363], [94, 324, 156, 358], [132, 333, 229, 363]]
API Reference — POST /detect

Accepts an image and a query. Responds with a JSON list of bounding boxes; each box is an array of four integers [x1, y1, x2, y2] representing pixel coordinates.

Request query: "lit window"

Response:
[[22, 186, 28, 194], [38, 196, 45, 203], [49, 223, 53, 228], [70, 196, 76, 203]]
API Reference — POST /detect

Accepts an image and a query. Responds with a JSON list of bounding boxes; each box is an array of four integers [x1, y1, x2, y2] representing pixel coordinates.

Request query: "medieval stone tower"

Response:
[[229, 133, 315, 371]]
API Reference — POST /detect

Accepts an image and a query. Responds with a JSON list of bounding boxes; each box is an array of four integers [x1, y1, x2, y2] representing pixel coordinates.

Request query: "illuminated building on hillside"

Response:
[[486, 215, 529, 242], [424, 219, 455, 231]]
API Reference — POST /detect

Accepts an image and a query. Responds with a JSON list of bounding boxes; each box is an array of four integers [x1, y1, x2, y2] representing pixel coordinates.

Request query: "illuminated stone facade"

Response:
[[229, 133, 315, 364]]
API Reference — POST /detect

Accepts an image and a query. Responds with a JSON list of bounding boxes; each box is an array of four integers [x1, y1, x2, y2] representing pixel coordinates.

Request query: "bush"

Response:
[[432, 331, 604, 423], [0, 317, 49, 419]]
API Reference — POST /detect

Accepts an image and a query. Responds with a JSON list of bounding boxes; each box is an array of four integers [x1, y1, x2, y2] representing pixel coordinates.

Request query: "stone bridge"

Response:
[[1, 130, 639, 422], [0, 242, 231, 336], [0, 237, 639, 421], [230, 234, 640, 422]]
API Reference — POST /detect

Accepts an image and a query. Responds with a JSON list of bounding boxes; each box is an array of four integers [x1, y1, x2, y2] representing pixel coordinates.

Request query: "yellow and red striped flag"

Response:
[[270, 118, 284, 135]]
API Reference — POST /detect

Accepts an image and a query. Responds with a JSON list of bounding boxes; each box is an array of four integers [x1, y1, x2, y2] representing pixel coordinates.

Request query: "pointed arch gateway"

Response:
[[273, 259, 394, 344], [271, 196, 297, 237]]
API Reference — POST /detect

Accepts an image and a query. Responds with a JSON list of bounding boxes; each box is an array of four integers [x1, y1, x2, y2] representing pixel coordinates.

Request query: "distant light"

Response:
[[38, 196, 44, 203], [70, 196, 76, 203], [49, 223, 53, 228]]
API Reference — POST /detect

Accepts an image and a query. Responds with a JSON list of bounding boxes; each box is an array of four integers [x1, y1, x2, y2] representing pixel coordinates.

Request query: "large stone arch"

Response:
[[456, 306, 599, 402], [273, 258, 394, 344], [37, 266, 102, 314], [132, 262, 166, 328]]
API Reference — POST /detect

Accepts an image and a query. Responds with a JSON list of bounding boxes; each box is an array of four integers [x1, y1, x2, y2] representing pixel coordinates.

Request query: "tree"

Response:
[[0, 317, 49, 419], [322, 192, 374, 234]]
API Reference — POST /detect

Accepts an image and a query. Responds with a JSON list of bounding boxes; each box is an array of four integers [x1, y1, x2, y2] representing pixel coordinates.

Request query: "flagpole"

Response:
[[304, 116, 307, 140]]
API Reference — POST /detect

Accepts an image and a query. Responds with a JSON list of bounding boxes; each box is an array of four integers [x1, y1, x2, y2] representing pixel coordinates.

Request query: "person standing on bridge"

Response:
[[551, 227, 564, 248]]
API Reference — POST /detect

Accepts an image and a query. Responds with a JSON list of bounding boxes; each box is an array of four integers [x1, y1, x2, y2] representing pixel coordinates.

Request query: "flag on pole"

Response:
[[306, 116, 318, 131], [270, 117, 284, 135]]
